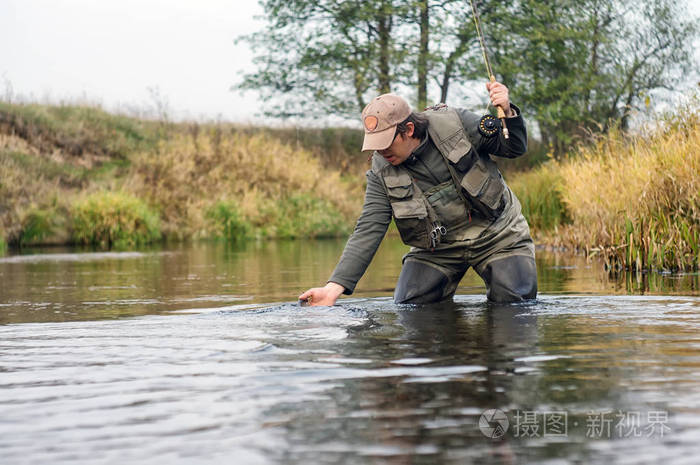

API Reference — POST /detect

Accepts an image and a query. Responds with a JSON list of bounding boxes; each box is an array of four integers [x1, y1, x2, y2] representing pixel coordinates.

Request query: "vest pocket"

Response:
[[460, 159, 505, 214], [384, 172, 413, 199], [425, 181, 470, 229], [391, 199, 427, 219], [391, 199, 431, 249]]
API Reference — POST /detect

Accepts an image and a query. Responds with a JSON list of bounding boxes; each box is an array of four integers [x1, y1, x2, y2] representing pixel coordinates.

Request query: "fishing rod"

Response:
[[468, 0, 509, 139]]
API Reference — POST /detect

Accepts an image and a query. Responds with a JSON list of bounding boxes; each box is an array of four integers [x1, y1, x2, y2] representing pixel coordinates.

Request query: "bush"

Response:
[[508, 162, 569, 232], [19, 206, 61, 245], [268, 194, 352, 239], [71, 191, 161, 248], [205, 201, 252, 241]]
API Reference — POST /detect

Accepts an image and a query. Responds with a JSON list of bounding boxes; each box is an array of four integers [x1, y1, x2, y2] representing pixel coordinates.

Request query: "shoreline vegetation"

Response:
[[509, 98, 699, 272], [0, 101, 366, 249], [1, 99, 698, 272]]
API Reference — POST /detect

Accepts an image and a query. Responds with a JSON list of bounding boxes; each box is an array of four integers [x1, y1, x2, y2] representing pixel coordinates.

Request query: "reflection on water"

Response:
[[1, 240, 699, 464], [2, 297, 700, 464], [0, 240, 697, 325]]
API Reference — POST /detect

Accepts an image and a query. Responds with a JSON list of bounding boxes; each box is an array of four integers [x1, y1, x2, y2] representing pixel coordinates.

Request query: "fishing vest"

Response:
[[371, 107, 507, 249]]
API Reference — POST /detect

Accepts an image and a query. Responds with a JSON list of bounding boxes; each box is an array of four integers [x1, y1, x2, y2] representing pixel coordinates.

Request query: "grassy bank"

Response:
[[510, 100, 699, 272], [0, 102, 365, 248], [3, 98, 697, 274]]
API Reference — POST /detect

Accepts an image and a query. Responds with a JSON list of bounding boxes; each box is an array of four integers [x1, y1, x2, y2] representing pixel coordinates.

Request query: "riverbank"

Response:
[[509, 99, 699, 272], [0, 102, 366, 247], [2, 99, 697, 273]]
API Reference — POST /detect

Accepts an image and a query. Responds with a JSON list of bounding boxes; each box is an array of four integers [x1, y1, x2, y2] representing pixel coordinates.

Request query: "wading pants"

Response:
[[394, 222, 537, 304]]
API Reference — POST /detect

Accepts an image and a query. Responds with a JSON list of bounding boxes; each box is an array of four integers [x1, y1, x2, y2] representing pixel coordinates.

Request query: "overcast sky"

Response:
[[1, 0, 699, 125], [0, 0, 266, 123]]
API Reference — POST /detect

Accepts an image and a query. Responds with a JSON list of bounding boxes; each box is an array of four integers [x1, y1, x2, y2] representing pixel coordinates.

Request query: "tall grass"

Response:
[[71, 191, 161, 248], [0, 101, 162, 161], [0, 102, 152, 245], [205, 200, 252, 241], [508, 161, 569, 232], [514, 99, 699, 272], [265, 194, 351, 239], [0, 143, 65, 244], [240, 126, 366, 175], [1, 101, 365, 247], [127, 129, 360, 240], [559, 112, 699, 271]]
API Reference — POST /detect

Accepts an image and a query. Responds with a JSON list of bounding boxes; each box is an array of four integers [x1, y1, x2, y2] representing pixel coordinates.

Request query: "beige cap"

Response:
[[361, 93, 412, 151]]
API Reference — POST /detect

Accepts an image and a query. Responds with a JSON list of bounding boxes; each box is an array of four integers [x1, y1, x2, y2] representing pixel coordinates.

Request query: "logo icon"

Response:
[[479, 409, 509, 439], [364, 115, 378, 131]]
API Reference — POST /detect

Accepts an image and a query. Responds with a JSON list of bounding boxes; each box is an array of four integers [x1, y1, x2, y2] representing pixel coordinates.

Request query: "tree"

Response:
[[237, 0, 412, 118], [486, 0, 698, 153], [237, 0, 480, 116], [238, 0, 698, 155]]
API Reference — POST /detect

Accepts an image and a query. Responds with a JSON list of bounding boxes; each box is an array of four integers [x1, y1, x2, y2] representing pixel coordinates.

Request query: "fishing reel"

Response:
[[478, 114, 500, 138]]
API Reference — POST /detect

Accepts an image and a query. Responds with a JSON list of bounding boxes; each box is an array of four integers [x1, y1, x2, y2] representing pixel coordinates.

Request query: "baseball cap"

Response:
[[361, 94, 412, 151]]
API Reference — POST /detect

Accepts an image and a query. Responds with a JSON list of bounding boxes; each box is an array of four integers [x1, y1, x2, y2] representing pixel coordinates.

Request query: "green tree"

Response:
[[237, 0, 480, 115], [237, 0, 412, 117], [485, 0, 698, 154], [399, 0, 485, 108], [238, 0, 698, 154]]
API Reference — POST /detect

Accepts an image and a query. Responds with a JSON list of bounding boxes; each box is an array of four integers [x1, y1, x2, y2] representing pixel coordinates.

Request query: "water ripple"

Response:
[[2, 295, 700, 464]]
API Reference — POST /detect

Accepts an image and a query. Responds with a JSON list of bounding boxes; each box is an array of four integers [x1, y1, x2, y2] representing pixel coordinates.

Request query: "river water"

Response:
[[1, 239, 699, 464]]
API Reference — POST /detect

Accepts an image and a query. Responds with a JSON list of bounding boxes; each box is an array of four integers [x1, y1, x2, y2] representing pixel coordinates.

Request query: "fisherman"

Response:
[[299, 81, 537, 306]]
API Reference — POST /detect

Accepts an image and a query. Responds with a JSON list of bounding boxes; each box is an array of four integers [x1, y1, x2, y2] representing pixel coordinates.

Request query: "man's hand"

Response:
[[486, 81, 513, 117], [298, 282, 345, 307]]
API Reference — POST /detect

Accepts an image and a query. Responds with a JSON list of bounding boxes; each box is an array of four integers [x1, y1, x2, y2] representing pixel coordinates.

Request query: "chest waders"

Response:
[[371, 107, 508, 250]]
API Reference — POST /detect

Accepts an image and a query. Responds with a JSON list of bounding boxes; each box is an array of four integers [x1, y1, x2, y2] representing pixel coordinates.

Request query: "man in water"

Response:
[[299, 82, 537, 306]]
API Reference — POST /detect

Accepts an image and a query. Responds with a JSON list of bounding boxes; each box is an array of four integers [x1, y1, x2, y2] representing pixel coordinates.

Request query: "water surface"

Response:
[[1, 239, 696, 325], [1, 240, 699, 464]]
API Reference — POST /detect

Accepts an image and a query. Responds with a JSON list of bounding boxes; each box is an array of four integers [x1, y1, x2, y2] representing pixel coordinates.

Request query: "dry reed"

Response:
[[127, 128, 363, 239], [515, 99, 699, 271]]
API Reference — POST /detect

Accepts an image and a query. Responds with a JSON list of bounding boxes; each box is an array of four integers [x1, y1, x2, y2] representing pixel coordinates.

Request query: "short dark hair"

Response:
[[396, 112, 428, 140]]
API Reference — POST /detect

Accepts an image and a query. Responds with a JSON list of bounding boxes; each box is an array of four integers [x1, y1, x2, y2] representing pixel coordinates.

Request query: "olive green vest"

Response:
[[371, 107, 507, 249]]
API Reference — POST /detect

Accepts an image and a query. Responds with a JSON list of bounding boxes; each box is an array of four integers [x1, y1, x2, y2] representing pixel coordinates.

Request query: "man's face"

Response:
[[377, 123, 416, 165]]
